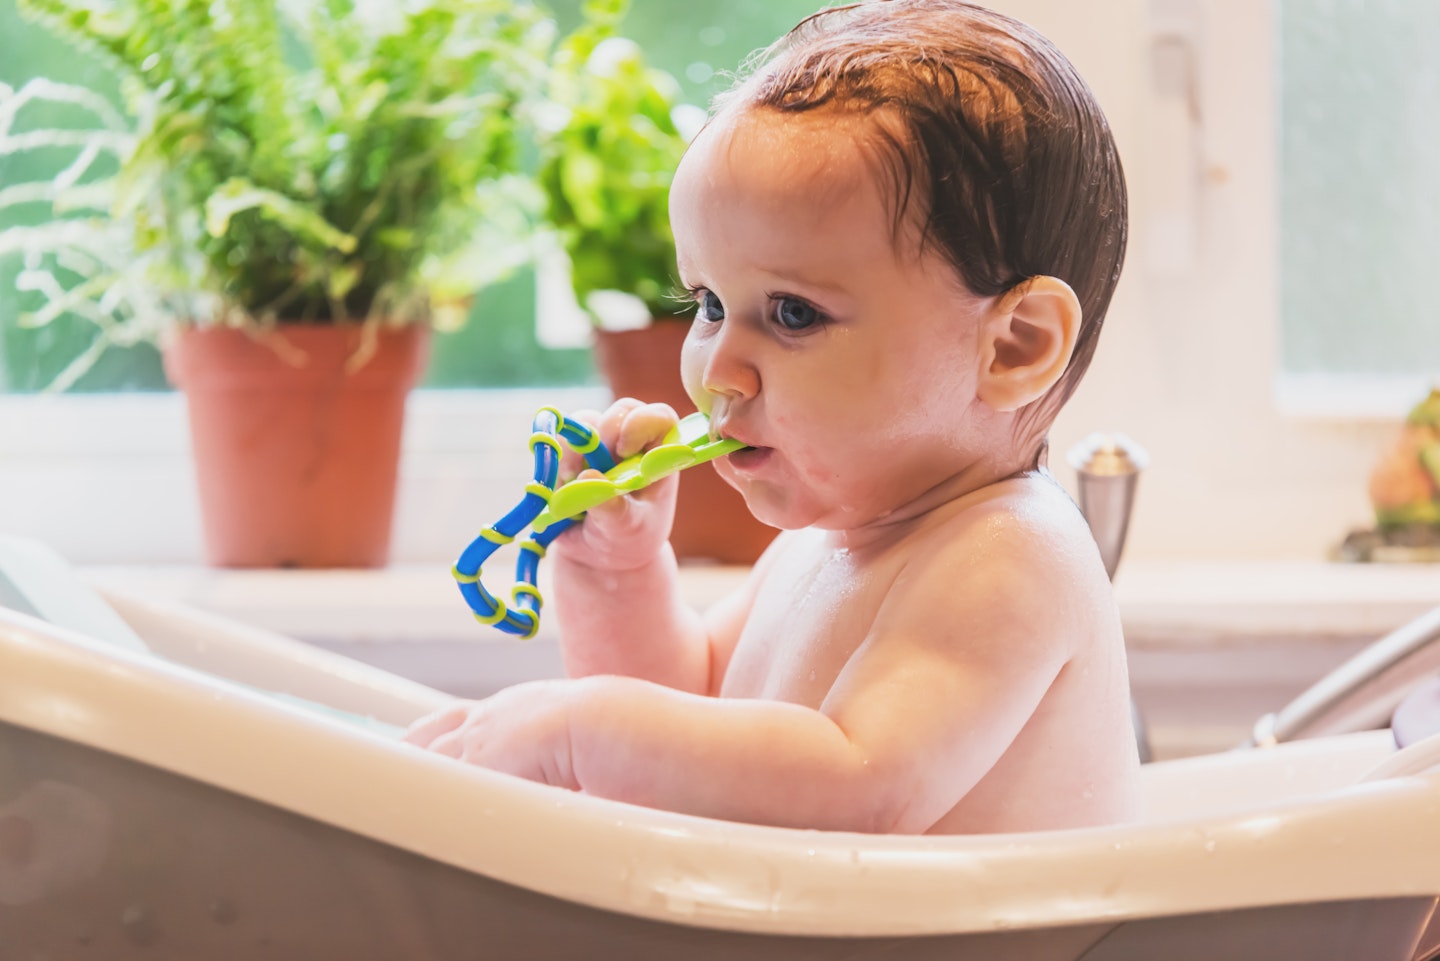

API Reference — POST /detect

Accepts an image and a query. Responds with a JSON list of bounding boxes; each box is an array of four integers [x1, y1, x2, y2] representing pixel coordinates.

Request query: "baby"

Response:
[[407, 0, 1140, 834]]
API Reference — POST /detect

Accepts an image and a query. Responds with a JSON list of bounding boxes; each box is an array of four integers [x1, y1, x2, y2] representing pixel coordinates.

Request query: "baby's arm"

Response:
[[551, 544, 764, 694], [562, 515, 1079, 831], [547, 399, 765, 694], [412, 506, 1083, 833]]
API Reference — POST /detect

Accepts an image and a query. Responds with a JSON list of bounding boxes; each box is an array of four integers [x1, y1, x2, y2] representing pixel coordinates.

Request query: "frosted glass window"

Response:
[[1280, 0, 1440, 378]]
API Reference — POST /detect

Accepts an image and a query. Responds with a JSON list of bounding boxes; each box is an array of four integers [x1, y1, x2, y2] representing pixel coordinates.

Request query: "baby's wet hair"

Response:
[[715, 0, 1127, 417]]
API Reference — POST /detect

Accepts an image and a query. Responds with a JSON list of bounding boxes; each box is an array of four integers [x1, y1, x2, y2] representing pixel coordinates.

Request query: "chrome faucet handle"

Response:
[[1067, 432, 1149, 581]]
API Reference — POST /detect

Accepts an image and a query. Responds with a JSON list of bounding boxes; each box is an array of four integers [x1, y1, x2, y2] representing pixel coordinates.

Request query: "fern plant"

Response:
[[0, 0, 555, 387]]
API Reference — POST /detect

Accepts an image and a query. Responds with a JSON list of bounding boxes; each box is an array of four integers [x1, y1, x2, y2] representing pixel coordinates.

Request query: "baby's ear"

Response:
[[975, 276, 1081, 412]]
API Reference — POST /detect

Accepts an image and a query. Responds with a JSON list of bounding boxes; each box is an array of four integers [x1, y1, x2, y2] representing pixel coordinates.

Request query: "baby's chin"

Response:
[[750, 487, 910, 534], [721, 480, 829, 533], [713, 465, 784, 528], [717, 450, 894, 531]]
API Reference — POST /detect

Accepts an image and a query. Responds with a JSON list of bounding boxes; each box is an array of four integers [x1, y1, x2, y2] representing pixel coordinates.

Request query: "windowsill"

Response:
[[81, 561, 749, 647], [79, 559, 1440, 760], [1272, 372, 1437, 421], [81, 558, 1440, 647]]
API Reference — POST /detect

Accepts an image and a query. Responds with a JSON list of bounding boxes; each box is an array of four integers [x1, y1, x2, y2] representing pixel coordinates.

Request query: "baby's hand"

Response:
[[554, 398, 681, 571], [402, 681, 577, 788]]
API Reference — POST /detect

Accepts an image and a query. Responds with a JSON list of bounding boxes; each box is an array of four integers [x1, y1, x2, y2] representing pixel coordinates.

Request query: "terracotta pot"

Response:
[[592, 324, 777, 565], [163, 324, 430, 568]]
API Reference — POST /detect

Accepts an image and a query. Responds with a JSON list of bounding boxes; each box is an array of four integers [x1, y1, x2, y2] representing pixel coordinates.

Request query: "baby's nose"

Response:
[[697, 324, 760, 401]]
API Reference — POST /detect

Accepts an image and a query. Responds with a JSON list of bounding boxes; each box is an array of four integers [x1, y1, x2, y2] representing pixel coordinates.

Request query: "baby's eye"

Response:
[[693, 289, 725, 323], [773, 296, 823, 331]]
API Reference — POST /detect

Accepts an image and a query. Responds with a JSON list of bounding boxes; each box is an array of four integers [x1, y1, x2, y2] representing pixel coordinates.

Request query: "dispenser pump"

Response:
[[1067, 432, 1149, 581]]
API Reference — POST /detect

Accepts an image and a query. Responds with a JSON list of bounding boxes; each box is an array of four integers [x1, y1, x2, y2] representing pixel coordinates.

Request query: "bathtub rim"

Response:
[[1, 602, 1437, 939]]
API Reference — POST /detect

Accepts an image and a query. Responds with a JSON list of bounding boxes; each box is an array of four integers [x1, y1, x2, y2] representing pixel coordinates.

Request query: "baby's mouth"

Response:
[[710, 424, 755, 451], [724, 445, 772, 472], [709, 418, 765, 463], [718, 435, 761, 455]]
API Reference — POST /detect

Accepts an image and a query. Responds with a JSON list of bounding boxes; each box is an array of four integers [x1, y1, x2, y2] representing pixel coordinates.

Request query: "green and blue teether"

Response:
[[452, 408, 744, 638]]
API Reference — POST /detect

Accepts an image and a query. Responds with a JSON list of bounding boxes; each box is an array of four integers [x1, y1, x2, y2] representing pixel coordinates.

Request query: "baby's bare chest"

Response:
[[719, 548, 893, 704]]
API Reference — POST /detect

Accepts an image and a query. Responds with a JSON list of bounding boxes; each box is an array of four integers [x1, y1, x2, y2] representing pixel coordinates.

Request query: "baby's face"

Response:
[[671, 107, 997, 532]]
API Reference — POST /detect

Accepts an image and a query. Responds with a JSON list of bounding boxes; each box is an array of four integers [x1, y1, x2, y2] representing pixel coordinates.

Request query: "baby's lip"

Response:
[[712, 422, 760, 450]]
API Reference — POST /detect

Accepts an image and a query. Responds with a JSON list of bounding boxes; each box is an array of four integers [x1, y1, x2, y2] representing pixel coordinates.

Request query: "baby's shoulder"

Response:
[[922, 472, 1097, 567], [886, 474, 1111, 625], [844, 473, 1116, 675], [885, 475, 1115, 653]]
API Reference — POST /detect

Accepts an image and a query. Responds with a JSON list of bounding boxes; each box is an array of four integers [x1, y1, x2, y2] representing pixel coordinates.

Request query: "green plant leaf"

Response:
[[204, 179, 357, 253], [1420, 441, 1440, 491], [1407, 389, 1440, 428], [536, 10, 694, 323]]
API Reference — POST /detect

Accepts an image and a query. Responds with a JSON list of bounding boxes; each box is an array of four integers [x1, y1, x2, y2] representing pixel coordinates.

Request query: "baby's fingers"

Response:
[[426, 729, 465, 760], [555, 398, 676, 491], [558, 399, 644, 481], [595, 398, 646, 453], [403, 704, 467, 748], [614, 402, 681, 460]]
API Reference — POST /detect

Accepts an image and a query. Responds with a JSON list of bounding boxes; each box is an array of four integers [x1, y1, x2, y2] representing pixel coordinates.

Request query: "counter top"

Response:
[[82, 559, 1440, 648], [79, 559, 1440, 761]]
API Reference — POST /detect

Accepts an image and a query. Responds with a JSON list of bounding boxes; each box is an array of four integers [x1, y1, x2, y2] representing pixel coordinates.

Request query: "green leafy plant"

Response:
[[0, 0, 556, 387], [537, 0, 700, 327]]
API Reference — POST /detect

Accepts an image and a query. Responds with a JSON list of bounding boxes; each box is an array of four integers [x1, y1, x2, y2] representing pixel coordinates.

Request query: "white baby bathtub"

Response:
[[1, 561, 1439, 959]]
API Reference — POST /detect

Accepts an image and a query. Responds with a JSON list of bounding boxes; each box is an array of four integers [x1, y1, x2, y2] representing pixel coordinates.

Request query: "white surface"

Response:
[[0, 388, 607, 566], [75, 559, 1440, 762], [0, 535, 146, 653], [77, 559, 1440, 648]]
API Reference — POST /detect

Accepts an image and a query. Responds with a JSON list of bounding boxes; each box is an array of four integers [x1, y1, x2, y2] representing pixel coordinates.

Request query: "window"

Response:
[[1003, 0, 1422, 560], [0, 0, 1426, 564], [1279, 0, 1440, 383]]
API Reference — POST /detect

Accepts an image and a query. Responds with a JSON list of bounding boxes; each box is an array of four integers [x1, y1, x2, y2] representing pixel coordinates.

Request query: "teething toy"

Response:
[[453, 408, 745, 638]]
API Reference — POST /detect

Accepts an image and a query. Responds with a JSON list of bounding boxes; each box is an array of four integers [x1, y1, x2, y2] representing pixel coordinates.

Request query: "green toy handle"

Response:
[[533, 411, 745, 531]]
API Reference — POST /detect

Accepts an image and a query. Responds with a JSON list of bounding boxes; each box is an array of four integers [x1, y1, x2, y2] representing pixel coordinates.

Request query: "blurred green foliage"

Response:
[[1, 0, 555, 387], [537, 0, 691, 322], [0, 0, 829, 394]]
